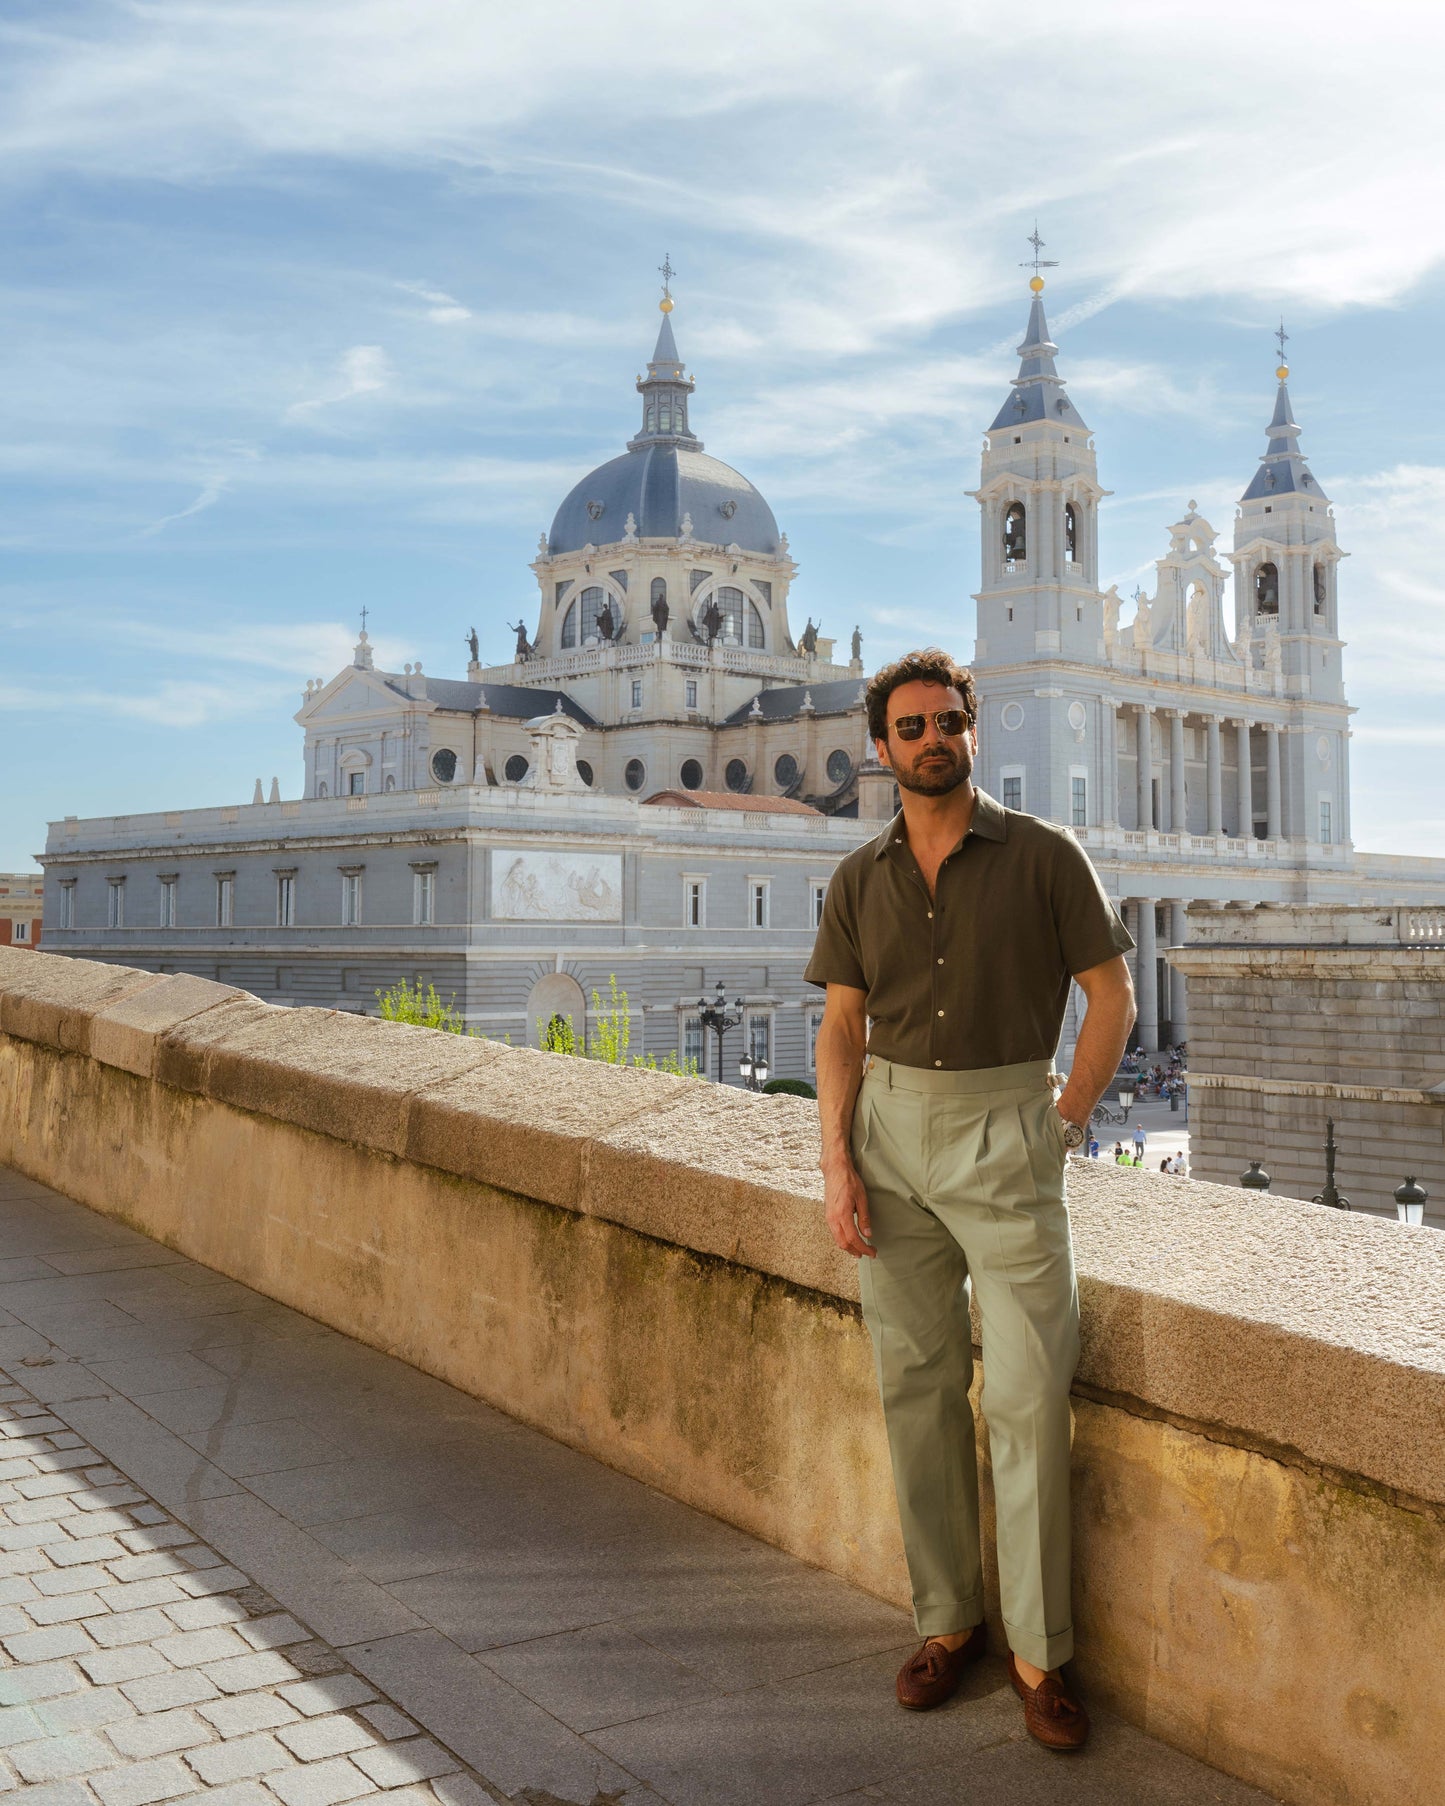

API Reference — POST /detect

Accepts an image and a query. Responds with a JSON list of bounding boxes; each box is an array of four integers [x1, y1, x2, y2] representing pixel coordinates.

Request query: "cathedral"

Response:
[[39, 261, 1445, 1068]]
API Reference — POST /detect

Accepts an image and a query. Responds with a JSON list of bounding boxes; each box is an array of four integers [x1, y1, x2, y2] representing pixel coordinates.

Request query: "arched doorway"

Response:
[[526, 972, 588, 1050]]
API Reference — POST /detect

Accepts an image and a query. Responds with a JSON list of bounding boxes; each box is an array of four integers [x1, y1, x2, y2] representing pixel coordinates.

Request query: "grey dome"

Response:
[[549, 445, 781, 557]]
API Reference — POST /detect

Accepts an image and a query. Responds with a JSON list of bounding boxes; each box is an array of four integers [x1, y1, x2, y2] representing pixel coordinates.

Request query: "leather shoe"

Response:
[[1007, 1652, 1090, 1750], [895, 1623, 988, 1710]]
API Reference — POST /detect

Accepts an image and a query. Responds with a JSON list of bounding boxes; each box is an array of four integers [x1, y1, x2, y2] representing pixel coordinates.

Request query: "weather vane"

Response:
[[1021, 224, 1059, 284], [659, 254, 674, 302], [1274, 318, 1289, 376]]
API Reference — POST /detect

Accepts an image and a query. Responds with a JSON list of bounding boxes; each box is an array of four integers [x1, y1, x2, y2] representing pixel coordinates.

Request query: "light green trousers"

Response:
[[852, 1055, 1080, 1671]]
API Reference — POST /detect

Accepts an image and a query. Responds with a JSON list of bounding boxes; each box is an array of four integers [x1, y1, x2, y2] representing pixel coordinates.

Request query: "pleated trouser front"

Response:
[[853, 1056, 1080, 1671]]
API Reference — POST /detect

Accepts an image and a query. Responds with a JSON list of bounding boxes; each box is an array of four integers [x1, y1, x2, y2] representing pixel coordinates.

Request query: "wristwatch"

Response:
[[1060, 1118, 1087, 1150]]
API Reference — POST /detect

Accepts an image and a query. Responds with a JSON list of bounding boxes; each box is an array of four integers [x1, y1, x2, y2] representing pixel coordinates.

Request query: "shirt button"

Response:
[[934, 1060, 942, 1068], [937, 1009, 945, 1017], [927, 911, 933, 919], [936, 957, 944, 965]]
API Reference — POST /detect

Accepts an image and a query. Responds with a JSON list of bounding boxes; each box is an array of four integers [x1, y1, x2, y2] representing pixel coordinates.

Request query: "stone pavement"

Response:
[[0, 1165, 1279, 1806]]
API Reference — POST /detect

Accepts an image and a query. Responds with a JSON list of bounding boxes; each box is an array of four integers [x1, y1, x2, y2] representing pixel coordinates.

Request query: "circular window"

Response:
[[576, 760, 594, 787], [724, 758, 749, 792], [680, 758, 704, 791], [825, 749, 851, 785], [504, 754, 529, 783], [624, 757, 646, 792], [1067, 701, 1087, 733], [430, 749, 457, 784], [1000, 702, 1025, 732], [774, 752, 799, 788]]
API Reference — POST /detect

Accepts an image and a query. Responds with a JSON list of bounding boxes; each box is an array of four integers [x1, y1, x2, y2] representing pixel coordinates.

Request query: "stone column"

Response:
[[1235, 718, 1253, 838], [1169, 900, 1188, 1038], [1206, 715, 1224, 835], [1134, 898, 1158, 1051], [1136, 705, 1155, 832], [1104, 700, 1121, 826], [1169, 709, 1187, 833], [1265, 724, 1282, 841]]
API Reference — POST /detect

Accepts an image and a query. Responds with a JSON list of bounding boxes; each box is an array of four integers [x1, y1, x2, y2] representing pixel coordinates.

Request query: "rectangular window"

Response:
[[683, 1015, 704, 1072], [684, 879, 705, 929], [631, 679, 642, 709], [806, 1009, 822, 1074], [276, 875, 296, 928], [1071, 774, 1087, 828], [341, 873, 362, 926], [107, 880, 125, 929], [348, 771, 365, 796], [811, 882, 827, 929], [685, 679, 698, 709], [159, 879, 177, 928], [1319, 799, 1333, 845], [59, 884, 75, 930], [747, 1013, 772, 1068], [215, 876, 234, 928], [413, 870, 435, 925], [749, 880, 769, 928], [13, 921, 28, 943], [1002, 775, 1022, 812]]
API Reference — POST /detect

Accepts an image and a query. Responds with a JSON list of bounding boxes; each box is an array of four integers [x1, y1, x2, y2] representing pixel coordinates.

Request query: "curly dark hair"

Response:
[[865, 648, 978, 744]]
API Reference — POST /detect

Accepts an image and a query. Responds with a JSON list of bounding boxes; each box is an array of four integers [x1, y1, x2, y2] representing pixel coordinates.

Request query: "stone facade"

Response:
[[1168, 904, 1445, 1220], [0, 871, 43, 947]]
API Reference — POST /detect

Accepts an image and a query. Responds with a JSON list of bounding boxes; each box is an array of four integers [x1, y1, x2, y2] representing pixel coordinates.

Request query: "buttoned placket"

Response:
[[891, 829, 971, 1069]]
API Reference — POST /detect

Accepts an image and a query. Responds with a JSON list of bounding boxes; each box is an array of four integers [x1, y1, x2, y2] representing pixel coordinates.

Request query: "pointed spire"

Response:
[[989, 233, 1087, 433], [629, 262, 702, 452], [1241, 325, 1327, 503]]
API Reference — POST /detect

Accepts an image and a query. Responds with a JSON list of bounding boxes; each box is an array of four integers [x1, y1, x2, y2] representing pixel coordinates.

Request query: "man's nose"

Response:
[[920, 716, 948, 745]]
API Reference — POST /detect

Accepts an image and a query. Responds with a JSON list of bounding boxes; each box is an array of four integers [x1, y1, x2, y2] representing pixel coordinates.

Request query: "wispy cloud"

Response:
[[286, 345, 391, 420]]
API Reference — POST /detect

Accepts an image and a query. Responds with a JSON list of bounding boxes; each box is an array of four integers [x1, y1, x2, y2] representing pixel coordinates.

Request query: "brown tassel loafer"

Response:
[[1007, 1652, 1090, 1750], [895, 1623, 988, 1710]]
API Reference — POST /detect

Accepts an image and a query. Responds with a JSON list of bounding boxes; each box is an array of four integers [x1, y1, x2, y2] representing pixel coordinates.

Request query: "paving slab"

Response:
[[0, 1165, 1284, 1806]]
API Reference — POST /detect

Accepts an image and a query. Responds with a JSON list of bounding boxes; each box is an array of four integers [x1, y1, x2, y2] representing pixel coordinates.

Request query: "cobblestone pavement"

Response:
[[0, 1165, 1279, 1806]]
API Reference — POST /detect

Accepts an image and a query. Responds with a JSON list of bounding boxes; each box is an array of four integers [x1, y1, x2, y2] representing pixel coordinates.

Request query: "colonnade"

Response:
[[1112, 897, 1192, 1052], [1117, 703, 1282, 841]]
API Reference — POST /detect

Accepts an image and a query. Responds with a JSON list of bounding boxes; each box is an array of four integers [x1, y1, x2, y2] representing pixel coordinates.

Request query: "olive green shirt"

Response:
[[804, 789, 1134, 1071]]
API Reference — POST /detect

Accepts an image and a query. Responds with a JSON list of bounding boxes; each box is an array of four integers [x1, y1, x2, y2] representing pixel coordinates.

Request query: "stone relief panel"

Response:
[[492, 851, 623, 922]]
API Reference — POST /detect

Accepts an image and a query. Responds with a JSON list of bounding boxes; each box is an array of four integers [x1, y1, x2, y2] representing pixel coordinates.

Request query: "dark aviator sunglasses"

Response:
[[889, 709, 972, 742]]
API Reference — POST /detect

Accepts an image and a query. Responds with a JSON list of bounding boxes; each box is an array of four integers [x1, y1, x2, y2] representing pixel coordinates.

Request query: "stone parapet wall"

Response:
[[0, 947, 1442, 1806]]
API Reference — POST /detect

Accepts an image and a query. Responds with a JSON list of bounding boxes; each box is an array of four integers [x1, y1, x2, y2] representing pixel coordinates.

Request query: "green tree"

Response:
[[538, 974, 699, 1077]]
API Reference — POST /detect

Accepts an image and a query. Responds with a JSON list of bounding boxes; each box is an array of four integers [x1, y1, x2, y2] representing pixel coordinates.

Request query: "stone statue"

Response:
[[851, 624, 862, 662], [596, 601, 616, 643], [465, 626, 480, 664], [651, 592, 670, 633], [701, 596, 724, 643], [1102, 585, 1121, 641], [800, 617, 819, 656], [509, 619, 531, 661]]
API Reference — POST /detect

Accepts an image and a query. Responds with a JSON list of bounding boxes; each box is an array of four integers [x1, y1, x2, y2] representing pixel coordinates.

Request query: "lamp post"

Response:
[[696, 981, 743, 1085], [1118, 1082, 1136, 1118], [1240, 1160, 1271, 1192], [1312, 1116, 1351, 1211], [739, 1054, 771, 1093], [1394, 1176, 1428, 1226]]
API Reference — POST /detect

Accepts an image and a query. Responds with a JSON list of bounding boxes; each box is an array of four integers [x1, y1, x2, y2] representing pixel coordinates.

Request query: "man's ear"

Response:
[[873, 736, 892, 772]]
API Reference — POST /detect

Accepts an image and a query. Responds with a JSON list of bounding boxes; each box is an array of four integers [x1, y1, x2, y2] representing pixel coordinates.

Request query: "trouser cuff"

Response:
[[1003, 1616, 1074, 1671], [914, 1597, 984, 1637]]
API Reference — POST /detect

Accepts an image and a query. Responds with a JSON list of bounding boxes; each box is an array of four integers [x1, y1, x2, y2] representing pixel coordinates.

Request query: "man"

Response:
[[808, 649, 1135, 1754], [1132, 1121, 1147, 1160], [1088, 1136, 1100, 1160]]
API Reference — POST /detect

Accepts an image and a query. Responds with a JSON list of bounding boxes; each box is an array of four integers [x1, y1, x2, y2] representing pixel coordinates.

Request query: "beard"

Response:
[[893, 739, 974, 796]]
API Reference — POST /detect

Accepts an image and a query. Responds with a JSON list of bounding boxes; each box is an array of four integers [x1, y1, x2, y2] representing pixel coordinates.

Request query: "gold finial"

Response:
[[1021, 224, 1057, 293], [1275, 319, 1289, 381], [659, 253, 675, 313]]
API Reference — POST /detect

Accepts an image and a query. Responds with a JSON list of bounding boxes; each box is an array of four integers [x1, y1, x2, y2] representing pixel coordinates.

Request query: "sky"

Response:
[[2, 0, 1444, 873]]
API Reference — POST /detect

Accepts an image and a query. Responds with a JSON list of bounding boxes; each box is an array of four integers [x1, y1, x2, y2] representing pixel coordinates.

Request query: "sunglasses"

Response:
[[889, 709, 972, 742]]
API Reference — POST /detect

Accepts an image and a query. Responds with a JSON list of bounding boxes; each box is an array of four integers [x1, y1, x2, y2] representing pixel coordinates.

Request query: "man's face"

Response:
[[875, 680, 977, 797]]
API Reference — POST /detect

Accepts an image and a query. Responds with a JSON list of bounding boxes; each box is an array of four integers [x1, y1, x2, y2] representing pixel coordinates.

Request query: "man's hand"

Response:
[[823, 1157, 876, 1259]]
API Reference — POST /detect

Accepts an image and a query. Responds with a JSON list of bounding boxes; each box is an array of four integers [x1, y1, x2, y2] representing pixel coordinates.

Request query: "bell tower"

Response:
[[969, 235, 1113, 827], [1228, 326, 1352, 849]]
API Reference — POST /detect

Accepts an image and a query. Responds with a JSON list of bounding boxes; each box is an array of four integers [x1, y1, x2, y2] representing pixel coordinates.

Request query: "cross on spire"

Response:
[[658, 254, 675, 303], [1020, 224, 1058, 279], [359, 605, 369, 635], [1275, 319, 1289, 368]]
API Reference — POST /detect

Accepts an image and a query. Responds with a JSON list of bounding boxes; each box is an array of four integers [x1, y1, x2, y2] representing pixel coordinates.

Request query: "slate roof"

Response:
[[382, 677, 597, 726], [642, 790, 822, 815], [989, 292, 1089, 433], [1240, 379, 1329, 503], [722, 679, 867, 725]]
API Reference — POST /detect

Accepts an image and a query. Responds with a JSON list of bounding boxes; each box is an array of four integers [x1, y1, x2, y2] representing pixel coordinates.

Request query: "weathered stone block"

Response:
[[0, 948, 161, 1054], [90, 974, 245, 1079]]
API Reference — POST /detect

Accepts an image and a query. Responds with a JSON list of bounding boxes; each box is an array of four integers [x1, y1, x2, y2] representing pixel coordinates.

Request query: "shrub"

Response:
[[762, 1077, 817, 1099], [539, 974, 700, 1077], [375, 977, 472, 1035]]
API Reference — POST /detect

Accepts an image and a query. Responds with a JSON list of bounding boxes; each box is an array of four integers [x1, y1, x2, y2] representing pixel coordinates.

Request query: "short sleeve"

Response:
[[1049, 833, 1135, 976], [804, 866, 867, 991]]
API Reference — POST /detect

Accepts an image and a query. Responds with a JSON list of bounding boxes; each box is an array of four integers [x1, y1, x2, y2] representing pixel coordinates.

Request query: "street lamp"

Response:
[[1394, 1176, 1428, 1226], [1240, 1161, 1271, 1192], [739, 1054, 770, 1093], [1312, 1116, 1351, 1211], [696, 981, 743, 1085], [1118, 1082, 1136, 1114]]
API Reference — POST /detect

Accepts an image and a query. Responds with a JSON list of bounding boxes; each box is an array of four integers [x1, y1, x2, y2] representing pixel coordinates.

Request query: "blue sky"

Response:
[[3, 0, 1444, 873]]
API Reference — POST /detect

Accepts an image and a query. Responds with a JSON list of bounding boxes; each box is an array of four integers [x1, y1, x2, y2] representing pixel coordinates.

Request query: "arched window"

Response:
[[1254, 562, 1279, 615], [561, 602, 577, 648], [708, 587, 766, 649], [579, 586, 606, 642], [1003, 502, 1026, 566], [1064, 503, 1078, 563], [1313, 562, 1327, 615], [651, 577, 667, 610], [645, 404, 656, 431]]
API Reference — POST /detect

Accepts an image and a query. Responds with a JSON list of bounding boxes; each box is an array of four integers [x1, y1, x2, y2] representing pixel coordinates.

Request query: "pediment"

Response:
[[294, 665, 425, 728]]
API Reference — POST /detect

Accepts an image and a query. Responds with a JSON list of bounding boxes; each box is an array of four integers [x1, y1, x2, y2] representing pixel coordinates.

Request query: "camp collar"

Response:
[[871, 787, 1009, 860]]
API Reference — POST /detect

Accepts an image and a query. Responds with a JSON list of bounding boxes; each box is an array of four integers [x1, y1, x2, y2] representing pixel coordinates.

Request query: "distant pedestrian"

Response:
[[1088, 1137, 1100, 1159], [1132, 1122, 1147, 1158], [1159, 1157, 1170, 1173], [1113, 1143, 1127, 1165]]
